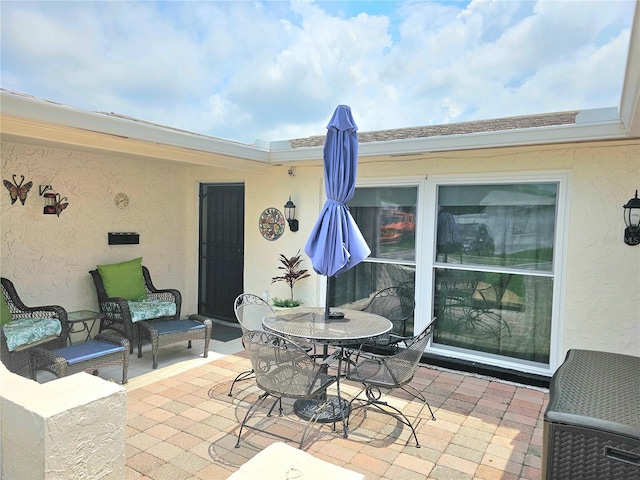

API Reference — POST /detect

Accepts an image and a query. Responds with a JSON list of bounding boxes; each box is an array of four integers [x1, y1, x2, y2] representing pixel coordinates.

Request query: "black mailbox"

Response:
[[108, 232, 140, 245]]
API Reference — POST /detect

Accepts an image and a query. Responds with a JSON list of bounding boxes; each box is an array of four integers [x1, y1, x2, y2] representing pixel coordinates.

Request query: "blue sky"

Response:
[[1, 1, 635, 144]]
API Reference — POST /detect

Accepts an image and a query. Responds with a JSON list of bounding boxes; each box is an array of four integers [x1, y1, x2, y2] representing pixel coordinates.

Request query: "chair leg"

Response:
[[228, 369, 255, 396], [401, 383, 436, 421], [267, 397, 283, 417], [137, 324, 144, 358], [348, 384, 432, 448], [299, 397, 332, 448], [346, 386, 367, 431], [335, 357, 348, 439], [367, 397, 421, 447], [235, 392, 270, 448]]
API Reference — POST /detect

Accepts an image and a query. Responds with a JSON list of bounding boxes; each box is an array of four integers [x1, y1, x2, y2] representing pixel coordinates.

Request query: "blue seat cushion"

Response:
[[151, 319, 205, 335], [2, 317, 62, 352], [127, 300, 177, 323], [54, 340, 124, 365]]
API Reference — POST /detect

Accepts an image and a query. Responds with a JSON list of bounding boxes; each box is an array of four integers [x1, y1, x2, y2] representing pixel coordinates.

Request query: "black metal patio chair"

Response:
[[235, 330, 347, 449], [228, 293, 274, 396], [356, 281, 416, 353], [344, 318, 437, 447]]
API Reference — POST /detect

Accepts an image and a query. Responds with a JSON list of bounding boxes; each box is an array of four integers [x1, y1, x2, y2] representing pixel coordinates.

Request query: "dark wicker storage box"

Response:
[[542, 349, 640, 480]]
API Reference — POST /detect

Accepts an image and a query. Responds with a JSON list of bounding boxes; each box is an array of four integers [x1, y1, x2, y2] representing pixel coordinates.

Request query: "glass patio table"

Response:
[[263, 307, 392, 422]]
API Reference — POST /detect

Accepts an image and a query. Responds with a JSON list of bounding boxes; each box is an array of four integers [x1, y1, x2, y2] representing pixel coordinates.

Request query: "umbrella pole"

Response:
[[325, 276, 331, 320]]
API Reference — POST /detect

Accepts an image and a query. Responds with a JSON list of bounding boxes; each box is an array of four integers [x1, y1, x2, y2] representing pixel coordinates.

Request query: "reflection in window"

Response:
[[434, 269, 553, 363], [350, 187, 417, 262], [433, 183, 558, 365], [436, 184, 556, 271], [331, 186, 418, 334]]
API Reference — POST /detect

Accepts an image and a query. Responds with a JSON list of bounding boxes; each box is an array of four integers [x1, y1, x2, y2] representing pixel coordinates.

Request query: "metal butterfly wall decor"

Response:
[[3, 175, 33, 205], [55, 195, 69, 217]]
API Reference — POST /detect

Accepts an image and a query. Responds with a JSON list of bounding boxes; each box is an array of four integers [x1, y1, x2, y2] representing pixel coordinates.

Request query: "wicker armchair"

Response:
[[235, 330, 346, 449], [1, 277, 69, 373], [89, 266, 181, 353], [345, 318, 437, 447]]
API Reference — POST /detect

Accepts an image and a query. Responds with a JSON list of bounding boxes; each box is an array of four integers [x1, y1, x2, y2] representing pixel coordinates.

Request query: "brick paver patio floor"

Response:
[[123, 339, 549, 480]]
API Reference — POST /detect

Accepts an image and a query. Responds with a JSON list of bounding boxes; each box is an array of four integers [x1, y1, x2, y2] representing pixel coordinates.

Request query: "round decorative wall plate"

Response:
[[114, 192, 129, 209], [259, 207, 285, 241]]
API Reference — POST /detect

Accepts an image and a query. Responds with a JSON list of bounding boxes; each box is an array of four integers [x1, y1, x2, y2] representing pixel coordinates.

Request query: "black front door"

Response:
[[198, 183, 244, 322]]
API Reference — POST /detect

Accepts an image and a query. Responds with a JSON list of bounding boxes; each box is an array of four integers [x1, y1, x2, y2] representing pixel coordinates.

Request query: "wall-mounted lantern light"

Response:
[[623, 190, 640, 246], [40, 185, 68, 217], [284, 196, 299, 232], [40, 185, 56, 214]]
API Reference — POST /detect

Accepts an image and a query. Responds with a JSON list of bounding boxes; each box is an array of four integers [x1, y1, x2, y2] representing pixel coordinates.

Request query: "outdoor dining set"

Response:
[[230, 292, 438, 449]]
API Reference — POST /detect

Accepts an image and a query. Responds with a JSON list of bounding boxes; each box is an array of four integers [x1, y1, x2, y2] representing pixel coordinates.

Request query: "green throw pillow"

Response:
[[0, 293, 12, 327], [97, 257, 147, 301]]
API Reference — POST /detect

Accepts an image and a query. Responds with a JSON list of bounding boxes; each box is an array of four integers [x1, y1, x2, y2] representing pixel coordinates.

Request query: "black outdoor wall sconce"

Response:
[[284, 196, 299, 232], [623, 190, 640, 245]]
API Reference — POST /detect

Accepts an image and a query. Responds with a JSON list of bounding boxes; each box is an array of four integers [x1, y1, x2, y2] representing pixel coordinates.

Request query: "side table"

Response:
[[67, 310, 104, 344]]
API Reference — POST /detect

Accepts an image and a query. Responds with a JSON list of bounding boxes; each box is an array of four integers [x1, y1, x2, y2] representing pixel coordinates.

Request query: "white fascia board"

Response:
[[619, 1, 640, 137], [269, 118, 631, 162], [0, 91, 271, 163], [363, 121, 629, 157], [0, 116, 270, 172]]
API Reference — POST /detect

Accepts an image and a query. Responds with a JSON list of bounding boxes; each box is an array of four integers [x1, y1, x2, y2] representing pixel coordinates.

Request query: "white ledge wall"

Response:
[[0, 365, 126, 480]]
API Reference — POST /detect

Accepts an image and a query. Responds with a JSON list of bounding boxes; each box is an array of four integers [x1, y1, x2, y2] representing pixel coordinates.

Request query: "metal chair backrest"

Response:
[[233, 294, 274, 333], [362, 283, 415, 336], [242, 330, 330, 398], [382, 317, 436, 387]]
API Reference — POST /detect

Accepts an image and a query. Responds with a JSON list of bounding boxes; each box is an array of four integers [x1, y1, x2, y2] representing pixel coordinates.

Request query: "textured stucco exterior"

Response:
[[1, 138, 638, 372], [0, 363, 126, 479], [352, 141, 640, 362]]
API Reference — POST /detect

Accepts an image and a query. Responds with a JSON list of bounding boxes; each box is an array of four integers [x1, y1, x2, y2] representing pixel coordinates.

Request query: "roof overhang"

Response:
[[1, 4, 638, 168]]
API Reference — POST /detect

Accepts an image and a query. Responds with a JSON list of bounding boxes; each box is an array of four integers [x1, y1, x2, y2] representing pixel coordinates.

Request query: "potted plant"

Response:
[[271, 250, 310, 308]]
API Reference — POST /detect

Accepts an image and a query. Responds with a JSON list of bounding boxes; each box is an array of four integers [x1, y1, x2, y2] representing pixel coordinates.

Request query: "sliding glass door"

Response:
[[432, 182, 559, 368], [334, 174, 567, 376], [330, 185, 418, 333]]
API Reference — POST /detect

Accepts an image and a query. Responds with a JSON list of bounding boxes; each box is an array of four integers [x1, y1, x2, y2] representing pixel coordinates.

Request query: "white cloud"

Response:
[[0, 0, 635, 143]]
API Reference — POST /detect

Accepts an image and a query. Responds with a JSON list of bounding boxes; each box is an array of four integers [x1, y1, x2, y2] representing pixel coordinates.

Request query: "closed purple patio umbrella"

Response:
[[305, 105, 371, 318]]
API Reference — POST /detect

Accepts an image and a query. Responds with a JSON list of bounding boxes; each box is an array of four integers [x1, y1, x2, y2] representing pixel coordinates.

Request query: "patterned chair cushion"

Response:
[[127, 300, 177, 323], [2, 317, 62, 352]]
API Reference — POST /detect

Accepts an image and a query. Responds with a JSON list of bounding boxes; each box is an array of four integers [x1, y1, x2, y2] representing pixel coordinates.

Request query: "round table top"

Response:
[[263, 307, 392, 345]]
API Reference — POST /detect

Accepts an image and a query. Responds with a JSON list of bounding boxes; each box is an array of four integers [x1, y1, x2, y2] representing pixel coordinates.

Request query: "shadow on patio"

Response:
[[120, 337, 548, 480]]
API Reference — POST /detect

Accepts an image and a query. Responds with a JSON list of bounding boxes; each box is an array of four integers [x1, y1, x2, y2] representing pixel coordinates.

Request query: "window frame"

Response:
[[353, 171, 570, 377], [421, 171, 570, 376]]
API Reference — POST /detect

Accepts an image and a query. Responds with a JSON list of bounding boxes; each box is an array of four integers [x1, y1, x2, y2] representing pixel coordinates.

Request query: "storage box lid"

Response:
[[545, 349, 640, 440]]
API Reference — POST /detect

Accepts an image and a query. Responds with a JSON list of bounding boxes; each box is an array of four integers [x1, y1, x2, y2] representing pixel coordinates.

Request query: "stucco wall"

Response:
[[1, 139, 638, 370], [353, 141, 640, 360], [231, 163, 324, 306], [1, 143, 194, 314], [1, 363, 126, 479]]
